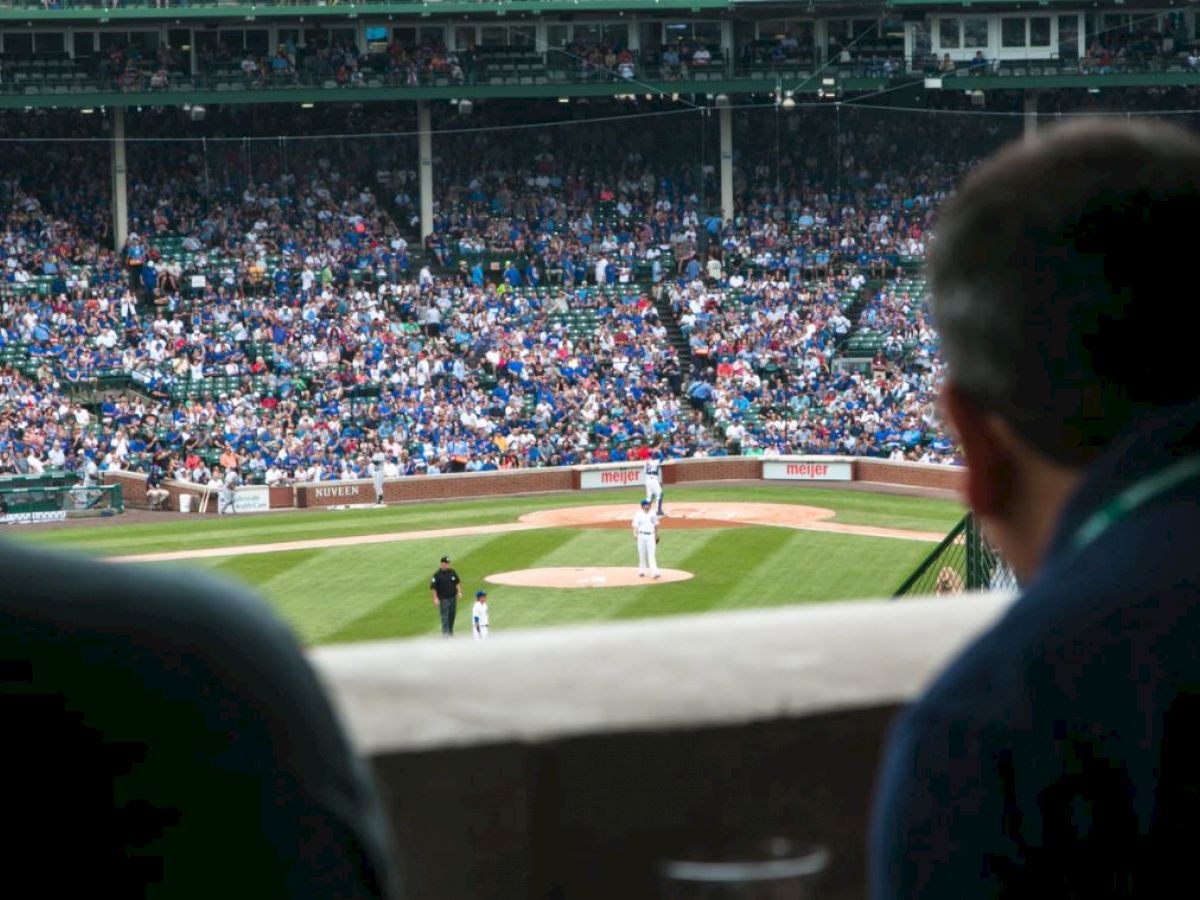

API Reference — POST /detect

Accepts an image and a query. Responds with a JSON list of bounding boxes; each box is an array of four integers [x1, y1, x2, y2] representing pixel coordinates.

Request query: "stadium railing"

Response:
[[0, 482, 123, 523], [893, 513, 1018, 597]]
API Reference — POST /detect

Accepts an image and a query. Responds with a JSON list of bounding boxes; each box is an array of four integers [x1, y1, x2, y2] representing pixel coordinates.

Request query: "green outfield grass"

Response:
[[7, 484, 963, 645]]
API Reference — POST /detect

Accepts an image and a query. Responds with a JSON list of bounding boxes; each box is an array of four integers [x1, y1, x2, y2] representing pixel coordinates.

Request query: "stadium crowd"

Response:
[[0, 99, 1054, 485]]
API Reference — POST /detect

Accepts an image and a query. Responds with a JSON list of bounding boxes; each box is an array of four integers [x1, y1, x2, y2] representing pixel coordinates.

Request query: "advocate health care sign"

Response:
[[762, 459, 853, 481]]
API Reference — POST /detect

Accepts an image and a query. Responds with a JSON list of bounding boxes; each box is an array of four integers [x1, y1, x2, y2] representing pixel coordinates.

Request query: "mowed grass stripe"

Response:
[[18, 484, 963, 558], [470, 528, 753, 632], [668, 486, 963, 532], [173, 545, 404, 644], [206, 548, 327, 589], [768, 531, 935, 603], [162, 522, 940, 644], [522, 528, 631, 571], [22, 491, 659, 555], [627, 526, 802, 618], [323, 529, 582, 644]]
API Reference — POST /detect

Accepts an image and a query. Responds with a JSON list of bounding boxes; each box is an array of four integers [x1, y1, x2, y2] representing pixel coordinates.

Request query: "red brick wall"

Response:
[[106, 470, 214, 514], [855, 460, 966, 492], [670, 458, 762, 483], [108, 459, 963, 513], [297, 469, 576, 509], [105, 471, 146, 507]]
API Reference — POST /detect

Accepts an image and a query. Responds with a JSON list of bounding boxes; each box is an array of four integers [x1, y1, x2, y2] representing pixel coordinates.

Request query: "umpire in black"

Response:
[[429, 555, 462, 637]]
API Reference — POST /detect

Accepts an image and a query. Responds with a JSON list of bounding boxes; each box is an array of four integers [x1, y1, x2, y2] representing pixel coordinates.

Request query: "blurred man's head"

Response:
[[929, 119, 1200, 580]]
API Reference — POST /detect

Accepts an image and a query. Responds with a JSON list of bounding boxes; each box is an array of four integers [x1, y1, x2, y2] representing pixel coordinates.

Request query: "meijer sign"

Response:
[[762, 460, 853, 481], [580, 466, 645, 490]]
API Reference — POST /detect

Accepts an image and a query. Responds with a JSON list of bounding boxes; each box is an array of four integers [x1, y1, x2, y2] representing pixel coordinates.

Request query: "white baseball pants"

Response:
[[637, 533, 659, 577]]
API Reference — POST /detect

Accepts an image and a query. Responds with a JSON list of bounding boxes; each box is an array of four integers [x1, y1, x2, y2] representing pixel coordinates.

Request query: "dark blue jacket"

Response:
[[871, 402, 1200, 898]]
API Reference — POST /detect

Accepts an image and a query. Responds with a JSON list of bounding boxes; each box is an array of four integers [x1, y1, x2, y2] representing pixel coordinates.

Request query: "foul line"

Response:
[[108, 522, 541, 563]]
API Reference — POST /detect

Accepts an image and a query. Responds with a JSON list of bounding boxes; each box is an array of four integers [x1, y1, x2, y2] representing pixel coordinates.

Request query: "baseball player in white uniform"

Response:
[[632, 498, 661, 579], [218, 467, 241, 515], [472, 590, 490, 641], [644, 450, 665, 516], [370, 450, 386, 505]]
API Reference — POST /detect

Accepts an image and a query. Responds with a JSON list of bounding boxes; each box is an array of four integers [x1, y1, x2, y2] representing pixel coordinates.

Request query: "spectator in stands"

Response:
[[871, 120, 1200, 898]]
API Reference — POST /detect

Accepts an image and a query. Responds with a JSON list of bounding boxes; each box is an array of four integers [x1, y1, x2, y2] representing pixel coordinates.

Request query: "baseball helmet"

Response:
[[476, 590, 488, 599], [640, 499, 651, 507]]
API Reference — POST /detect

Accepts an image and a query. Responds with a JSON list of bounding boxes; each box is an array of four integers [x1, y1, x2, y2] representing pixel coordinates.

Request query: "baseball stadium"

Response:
[[1, 0, 1194, 895]]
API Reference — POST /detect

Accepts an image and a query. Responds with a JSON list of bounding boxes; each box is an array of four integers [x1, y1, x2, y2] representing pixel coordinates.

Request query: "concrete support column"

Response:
[[417, 99, 434, 241], [111, 106, 129, 252], [813, 19, 828, 66], [1023, 89, 1039, 140], [719, 102, 734, 225]]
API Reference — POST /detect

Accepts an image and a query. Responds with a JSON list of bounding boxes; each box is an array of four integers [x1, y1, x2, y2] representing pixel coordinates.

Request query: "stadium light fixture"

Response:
[[300, 102, 315, 109], [81, 108, 95, 115], [558, 97, 570, 103]]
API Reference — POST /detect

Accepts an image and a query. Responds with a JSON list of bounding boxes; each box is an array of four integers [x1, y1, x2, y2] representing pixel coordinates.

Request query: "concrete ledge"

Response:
[[313, 592, 1015, 900], [314, 593, 1013, 754]]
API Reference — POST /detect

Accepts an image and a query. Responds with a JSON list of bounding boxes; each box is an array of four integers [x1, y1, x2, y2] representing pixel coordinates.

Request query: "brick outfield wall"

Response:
[[105, 470, 208, 514], [105, 457, 963, 513], [297, 468, 575, 508], [104, 471, 287, 515], [855, 459, 967, 492], [669, 458, 761, 483]]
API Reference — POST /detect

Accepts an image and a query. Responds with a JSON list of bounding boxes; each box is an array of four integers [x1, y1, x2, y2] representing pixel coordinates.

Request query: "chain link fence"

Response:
[[893, 515, 1018, 597]]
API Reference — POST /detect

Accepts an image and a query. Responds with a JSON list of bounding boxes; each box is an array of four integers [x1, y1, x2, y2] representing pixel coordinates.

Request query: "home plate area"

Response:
[[485, 567, 694, 589]]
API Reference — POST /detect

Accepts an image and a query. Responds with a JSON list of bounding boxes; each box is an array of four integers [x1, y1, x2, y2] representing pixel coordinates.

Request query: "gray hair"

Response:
[[928, 118, 1200, 466]]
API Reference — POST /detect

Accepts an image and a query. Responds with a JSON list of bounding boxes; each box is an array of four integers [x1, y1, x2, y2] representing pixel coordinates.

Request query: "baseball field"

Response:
[[14, 483, 963, 645]]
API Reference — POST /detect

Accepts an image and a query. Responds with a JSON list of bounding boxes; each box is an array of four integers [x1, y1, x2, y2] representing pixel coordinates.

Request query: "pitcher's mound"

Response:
[[486, 567, 694, 589]]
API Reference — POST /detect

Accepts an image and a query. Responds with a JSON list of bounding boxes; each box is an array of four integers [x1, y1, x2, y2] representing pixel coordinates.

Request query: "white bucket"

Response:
[[179, 493, 193, 514]]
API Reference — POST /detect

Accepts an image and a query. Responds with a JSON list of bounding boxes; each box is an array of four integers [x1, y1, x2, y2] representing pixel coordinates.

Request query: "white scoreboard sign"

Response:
[[762, 460, 853, 482]]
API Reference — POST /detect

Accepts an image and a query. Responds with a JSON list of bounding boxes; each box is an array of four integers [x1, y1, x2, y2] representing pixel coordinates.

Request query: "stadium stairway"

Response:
[[652, 286, 697, 376], [833, 278, 884, 373]]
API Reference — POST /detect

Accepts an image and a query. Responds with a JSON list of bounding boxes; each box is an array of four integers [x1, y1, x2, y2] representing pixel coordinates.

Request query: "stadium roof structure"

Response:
[[0, 0, 745, 22], [2, 0, 1198, 109]]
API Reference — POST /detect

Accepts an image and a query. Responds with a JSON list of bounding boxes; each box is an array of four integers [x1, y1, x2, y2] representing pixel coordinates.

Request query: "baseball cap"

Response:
[[475, 590, 487, 598], [440, 555, 451, 563]]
